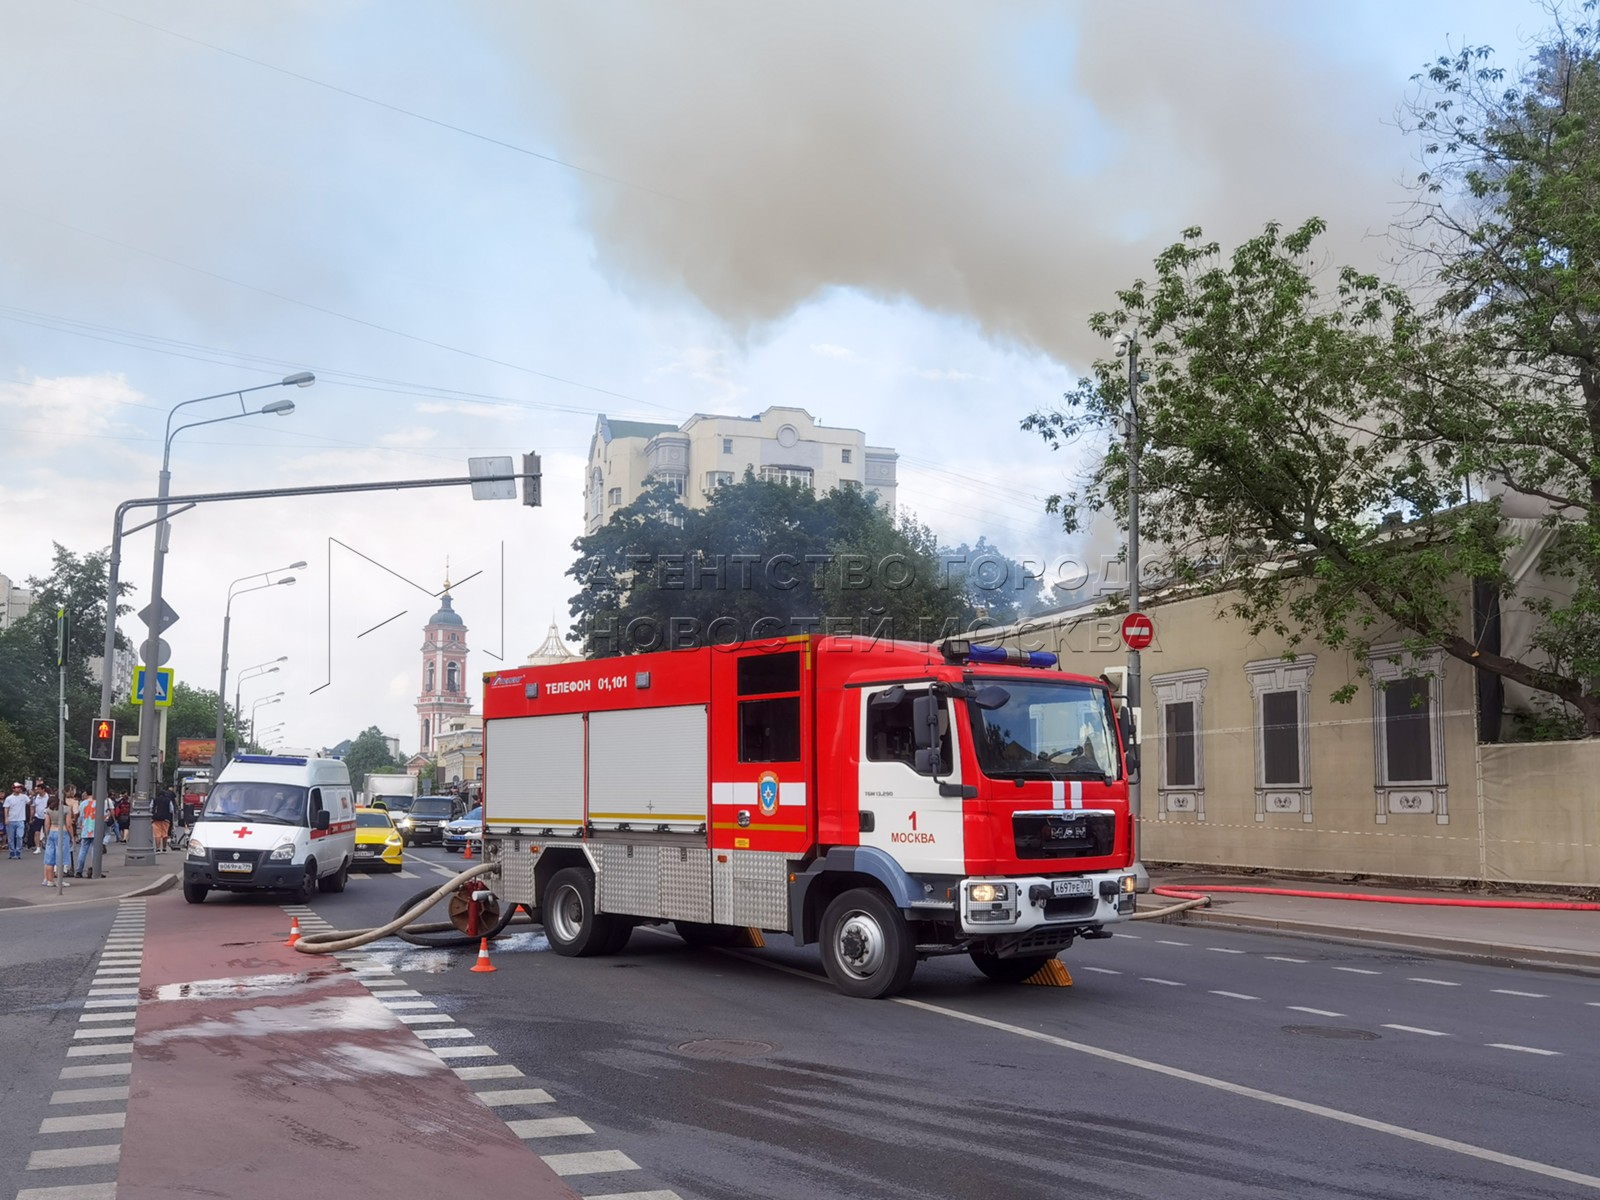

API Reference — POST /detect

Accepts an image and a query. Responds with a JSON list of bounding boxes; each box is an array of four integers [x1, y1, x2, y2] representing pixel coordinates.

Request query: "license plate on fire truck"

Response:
[[1052, 878, 1093, 898]]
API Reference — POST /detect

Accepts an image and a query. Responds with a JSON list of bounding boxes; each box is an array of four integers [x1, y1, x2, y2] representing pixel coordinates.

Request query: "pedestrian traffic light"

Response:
[[89, 718, 116, 762], [522, 452, 541, 507]]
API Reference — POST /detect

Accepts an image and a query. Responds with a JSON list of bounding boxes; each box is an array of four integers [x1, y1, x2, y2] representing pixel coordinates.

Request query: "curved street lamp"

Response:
[[128, 371, 314, 867], [214, 565, 304, 774], [248, 694, 283, 751]]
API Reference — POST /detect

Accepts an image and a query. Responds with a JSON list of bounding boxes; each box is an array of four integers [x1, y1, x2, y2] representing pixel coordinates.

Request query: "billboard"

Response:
[[176, 738, 216, 766]]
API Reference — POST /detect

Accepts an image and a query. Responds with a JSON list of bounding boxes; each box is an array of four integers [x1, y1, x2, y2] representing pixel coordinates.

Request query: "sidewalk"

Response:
[[0, 842, 177, 911], [1144, 868, 1600, 974]]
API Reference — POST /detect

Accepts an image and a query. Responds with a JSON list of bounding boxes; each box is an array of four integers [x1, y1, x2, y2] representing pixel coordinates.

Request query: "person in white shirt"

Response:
[[5, 784, 28, 859], [30, 787, 49, 853]]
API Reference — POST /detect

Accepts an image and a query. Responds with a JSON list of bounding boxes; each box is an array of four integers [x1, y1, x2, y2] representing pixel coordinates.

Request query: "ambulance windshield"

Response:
[[199, 782, 309, 825], [969, 682, 1120, 782]]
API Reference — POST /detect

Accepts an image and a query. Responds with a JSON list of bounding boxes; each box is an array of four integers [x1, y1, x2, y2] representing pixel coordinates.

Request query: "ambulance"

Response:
[[183, 752, 357, 903], [480, 634, 1139, 998]]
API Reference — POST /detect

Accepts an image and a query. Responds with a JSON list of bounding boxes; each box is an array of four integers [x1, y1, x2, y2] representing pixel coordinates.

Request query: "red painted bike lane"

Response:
[[120, 893, 579, 1200]]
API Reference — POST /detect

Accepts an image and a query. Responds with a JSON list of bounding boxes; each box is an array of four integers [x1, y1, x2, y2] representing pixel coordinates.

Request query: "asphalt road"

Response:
[[3, 845, 1597, 1200]]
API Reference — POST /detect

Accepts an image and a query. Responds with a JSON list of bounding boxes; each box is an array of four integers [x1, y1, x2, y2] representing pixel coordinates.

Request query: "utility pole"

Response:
[[1115, 327, 1149, 891], [56, 604, 67, 807]]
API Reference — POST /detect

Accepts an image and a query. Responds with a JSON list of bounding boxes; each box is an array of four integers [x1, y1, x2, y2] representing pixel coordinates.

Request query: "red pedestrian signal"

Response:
[[89, 717, 116, 762]]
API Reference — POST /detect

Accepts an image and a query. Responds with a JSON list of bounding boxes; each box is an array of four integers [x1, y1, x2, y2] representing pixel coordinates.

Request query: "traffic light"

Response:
[[89, 718, 116, 762], [522, 452, 541, 507]]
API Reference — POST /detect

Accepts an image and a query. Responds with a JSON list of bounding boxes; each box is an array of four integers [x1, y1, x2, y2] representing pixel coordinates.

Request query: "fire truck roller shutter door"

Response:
[[484, 713, 585, 832], [587, 705, 708, 831]]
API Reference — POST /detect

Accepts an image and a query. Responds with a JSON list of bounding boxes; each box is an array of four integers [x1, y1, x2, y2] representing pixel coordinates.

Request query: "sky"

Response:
[[0, 0, 1546, 758]]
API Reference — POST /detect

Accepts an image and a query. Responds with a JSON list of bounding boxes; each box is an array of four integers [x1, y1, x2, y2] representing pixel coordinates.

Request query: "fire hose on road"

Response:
[[291, 861, 535, 954], [1130, 881, 1600, 921]]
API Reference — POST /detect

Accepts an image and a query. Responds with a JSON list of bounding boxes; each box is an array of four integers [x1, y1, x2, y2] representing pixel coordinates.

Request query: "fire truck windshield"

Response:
[[968, 681, 1120, 782]]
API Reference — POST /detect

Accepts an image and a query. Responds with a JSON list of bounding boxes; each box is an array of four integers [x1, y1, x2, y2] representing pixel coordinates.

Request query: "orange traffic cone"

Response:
[[462, 839, 473, 861], [285, 917, 301, 947], [470, 936, 495, 973]]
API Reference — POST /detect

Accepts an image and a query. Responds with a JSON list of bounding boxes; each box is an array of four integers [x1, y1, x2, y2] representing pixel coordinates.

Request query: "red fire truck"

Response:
[[480, 634, 1138, 998]]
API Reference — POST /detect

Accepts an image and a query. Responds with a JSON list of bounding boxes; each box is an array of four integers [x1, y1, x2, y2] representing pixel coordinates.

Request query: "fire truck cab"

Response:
[[481, 635, 1138, 998]]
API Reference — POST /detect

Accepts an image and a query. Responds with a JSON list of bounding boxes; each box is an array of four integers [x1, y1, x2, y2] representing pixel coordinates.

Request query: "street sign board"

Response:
[[468, 455, 517, 501], [141, 637, 171, 667], [138, 598, 179, 634], [110, 765, 134, 780], [120, 735, 139, 762], [1121, 612, 1155, 650], [131, 666, 174, 707]]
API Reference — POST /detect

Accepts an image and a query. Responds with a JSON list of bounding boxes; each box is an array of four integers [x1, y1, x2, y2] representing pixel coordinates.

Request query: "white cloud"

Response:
[[413, 401, 521, 422], [649, 346, 746, 404], [810, 343, 859, 361], [379, 426, 438, 448], [915, 367, 984, 382]]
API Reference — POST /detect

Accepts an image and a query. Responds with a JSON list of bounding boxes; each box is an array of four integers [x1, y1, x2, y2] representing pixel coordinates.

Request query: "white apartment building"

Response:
[[0, 573, 36, 631], [585, 406, 898, 533]]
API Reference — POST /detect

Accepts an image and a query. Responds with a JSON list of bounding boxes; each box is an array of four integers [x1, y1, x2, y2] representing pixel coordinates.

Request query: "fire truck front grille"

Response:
[[1011, 811, 1115, 860]]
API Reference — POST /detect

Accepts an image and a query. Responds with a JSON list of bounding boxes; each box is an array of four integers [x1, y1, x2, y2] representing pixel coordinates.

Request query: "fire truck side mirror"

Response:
[[1119, 705, 1140, 779], [912, 694, 940, 776]]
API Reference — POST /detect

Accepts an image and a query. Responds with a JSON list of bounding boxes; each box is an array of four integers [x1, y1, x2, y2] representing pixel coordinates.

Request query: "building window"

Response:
[[656, 473, 685, 497], [1245, 657, 1315, 822], [842, 479, 862, 492], [706, 471, 734, 491], [1367, 645, 1448, 824], [723, 437, 734, 454], [425, 663, 435, 692], [607, 487, 621, 506], [760, 465, 814, 490], [1150, 669, 1208, 820], [841, 449, 852, 464], [446, 662, 460, 693], [421, 719, 430, 749]]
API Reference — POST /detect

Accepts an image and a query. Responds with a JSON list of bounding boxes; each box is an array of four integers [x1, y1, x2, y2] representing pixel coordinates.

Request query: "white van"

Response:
[[182, 753, 357, 903]]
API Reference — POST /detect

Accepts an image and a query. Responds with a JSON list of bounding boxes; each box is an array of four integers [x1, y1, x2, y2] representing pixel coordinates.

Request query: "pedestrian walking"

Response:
[[5, 783, 27, 859], [29, 784, 47, 852], [152, 786, 173, 852], [41, 792, 69, 887], [74, 791, 98, 878]]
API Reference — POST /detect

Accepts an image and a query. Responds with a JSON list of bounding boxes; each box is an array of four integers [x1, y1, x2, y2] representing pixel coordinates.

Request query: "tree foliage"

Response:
[[568, 475, 1044, 656], [343, 726, 399, 792], [1023, 5, 1600, 730]]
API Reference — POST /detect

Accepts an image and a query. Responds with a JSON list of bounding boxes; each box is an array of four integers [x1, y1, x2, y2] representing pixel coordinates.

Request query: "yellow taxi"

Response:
[[353, 806, 405, 871]]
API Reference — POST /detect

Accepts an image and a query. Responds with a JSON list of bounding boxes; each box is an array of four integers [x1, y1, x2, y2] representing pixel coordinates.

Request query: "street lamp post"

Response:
[[248, 694, 283, 751], [235, 658, 286, 747], [1113, 328, 1149, 892], [214, 566, 303, 776], [124, 371, 312, 866]]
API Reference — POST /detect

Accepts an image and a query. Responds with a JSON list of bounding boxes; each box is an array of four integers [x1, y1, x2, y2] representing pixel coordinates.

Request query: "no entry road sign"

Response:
[[1121, 612, 1155, 650]]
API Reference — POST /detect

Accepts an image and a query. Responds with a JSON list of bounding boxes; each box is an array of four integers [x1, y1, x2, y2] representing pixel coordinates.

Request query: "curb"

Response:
[[1164, 906, 1600, 977], [0, 870, 178, 913]]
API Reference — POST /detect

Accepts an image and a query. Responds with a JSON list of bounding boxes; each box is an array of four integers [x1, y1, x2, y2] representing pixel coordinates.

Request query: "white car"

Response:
[[442, 805, 483, 853]]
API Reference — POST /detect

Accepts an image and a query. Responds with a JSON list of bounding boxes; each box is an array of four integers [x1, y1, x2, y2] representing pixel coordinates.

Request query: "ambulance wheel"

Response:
[[294, 862, 317, 903], [674, 921, 742, 948], [820, 888, 917, 999], [183, 880, 208, 904], [543, 868, 617, 957], [969, 952, 1053, 983], [318, 857, 349, 893]]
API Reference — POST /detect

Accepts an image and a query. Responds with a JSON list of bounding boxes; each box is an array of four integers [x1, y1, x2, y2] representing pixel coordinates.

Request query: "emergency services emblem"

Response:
[[757, 771, 780, 816]]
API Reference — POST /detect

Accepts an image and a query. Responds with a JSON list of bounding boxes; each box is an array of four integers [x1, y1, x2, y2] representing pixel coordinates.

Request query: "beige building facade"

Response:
[[981, 587, 1599, 888], [435, 713, 483, 787], [1, 573, 36, 630], [585, 407, 898, 533]]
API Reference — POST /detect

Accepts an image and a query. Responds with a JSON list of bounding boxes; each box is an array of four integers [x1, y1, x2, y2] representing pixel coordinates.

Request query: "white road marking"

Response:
[[78, 1012, 136, 1023], [16, 1183, 119, 1200], [396, 869, 420, 879], [71, 1028, 136, 1040], [476, 1088, 554, 1106], [1156, 940, 1189, 946], [1489, 1044, 1561, 1056], [362, 979, 409, 989], [1383, 1025, 1448, 1037], [432, 1045, 497, 1059], [508, 1117, 594, 1138], [26, 1144, 121, 1170], [414, 1028, 475, 1040], [543, 1151, 640, 1177], [1265, 956, 1308, 964], [397, 1013, 454, 1025], [83, 999, 138, 1009], [59, 1063, 131, 1080], [455, 1064, 524, 1080], [1408, 978, 1461, 987], [583, 1193, 682, 1200], [1287, 1007, 1345, 1018], [1334, 967, 1381, 975], [379, 1000, 436, 1010], [1210, 991, 1259, 1001], [1079, 966, 1121, 975], [49, 1087, 130, 1105], [39, 1113, 125, 1134], [893, 997, 1600, 1192], [1117, 933, 1140, 938], [65, 1045, 132, 1058], [1588, 1002, 1600, 1008], [375, 989, 423, 998], [1491, 990, 1547, 999], [1140, 978, 1185, 987], [1207, 947, 1245, 955]]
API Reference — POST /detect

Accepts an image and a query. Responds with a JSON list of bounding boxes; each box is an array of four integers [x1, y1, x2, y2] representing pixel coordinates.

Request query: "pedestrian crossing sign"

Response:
[[132, 666, 173, 708]]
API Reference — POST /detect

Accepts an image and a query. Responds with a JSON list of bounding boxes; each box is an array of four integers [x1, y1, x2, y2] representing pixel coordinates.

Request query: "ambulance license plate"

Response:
[[217, 862, 252, 873], [1052, 879, 1093, 898]]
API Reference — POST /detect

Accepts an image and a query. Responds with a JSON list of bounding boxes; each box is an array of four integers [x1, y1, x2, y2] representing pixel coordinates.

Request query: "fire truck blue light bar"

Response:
[[966, 646, 1058, 668]]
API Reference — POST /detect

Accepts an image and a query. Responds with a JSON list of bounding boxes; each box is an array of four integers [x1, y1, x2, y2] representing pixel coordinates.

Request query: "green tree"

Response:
[[568, 474, 1010, 656], [1025, 10, 1600, 733], [0, 545, 132, 786], [343, 726, 399, 793]]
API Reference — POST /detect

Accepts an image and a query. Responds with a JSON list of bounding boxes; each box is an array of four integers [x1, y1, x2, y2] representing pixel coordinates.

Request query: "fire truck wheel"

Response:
[[603, 919, 634, 954], [968, 952, 1054, 983], [543, 867, 618, 957], [673, 921, 742, 948], [820, 888, 917, 999]]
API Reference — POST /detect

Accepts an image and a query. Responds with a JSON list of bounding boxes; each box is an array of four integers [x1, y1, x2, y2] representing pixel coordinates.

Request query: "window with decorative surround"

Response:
[[760, 465, 814, 490], [1245, 657, 1315, 822], [1150, 669, 1208, 820], [1367, 644, 1449, 824]]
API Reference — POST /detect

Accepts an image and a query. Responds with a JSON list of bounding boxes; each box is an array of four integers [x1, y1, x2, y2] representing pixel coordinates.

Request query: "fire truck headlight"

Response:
[[968, 882, 1009, 904], [1120, 874, 1137, 894]]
